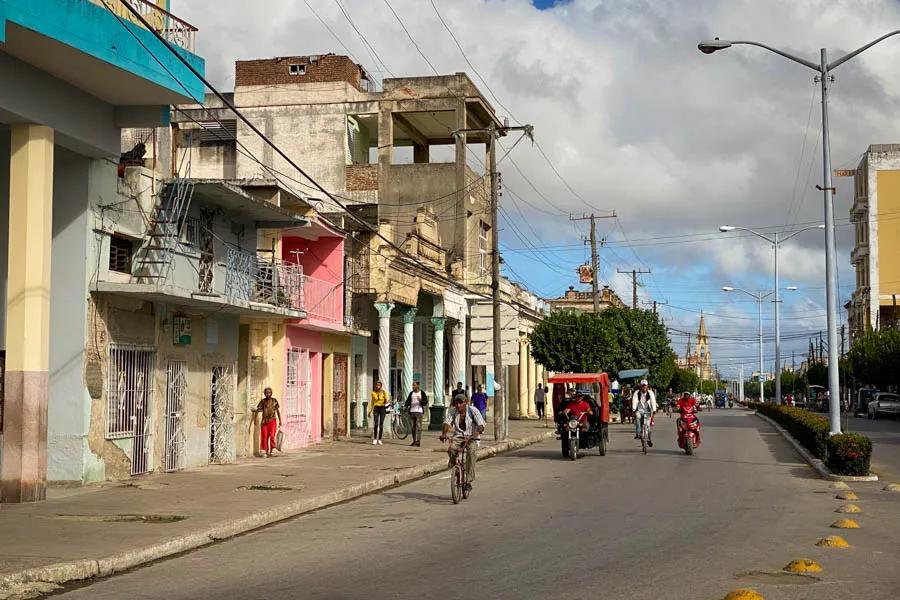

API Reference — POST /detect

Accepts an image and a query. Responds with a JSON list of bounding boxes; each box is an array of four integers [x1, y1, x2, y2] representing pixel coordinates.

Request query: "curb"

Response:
[[754, 412, 878, 482], [0, 430, 555, 595]]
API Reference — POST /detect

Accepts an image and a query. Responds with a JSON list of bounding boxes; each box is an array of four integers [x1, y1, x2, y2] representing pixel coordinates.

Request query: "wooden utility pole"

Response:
[[618, 268, 652, 309], [455, 122, 533, 441], [570, 212, 615, 313]]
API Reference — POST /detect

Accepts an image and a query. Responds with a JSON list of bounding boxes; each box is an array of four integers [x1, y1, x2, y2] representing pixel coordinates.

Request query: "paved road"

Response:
[[52, 410, 900, 600], [843, 414, 900, 482]]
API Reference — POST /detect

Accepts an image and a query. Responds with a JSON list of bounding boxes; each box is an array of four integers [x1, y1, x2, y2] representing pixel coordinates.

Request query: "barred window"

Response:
[[109, 236, 133, 274], [107, 345, 155, 439]]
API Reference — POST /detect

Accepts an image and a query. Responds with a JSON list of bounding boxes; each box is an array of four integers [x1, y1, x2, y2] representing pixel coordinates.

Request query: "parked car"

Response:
[[854, 388, 880, 417], [867, 392, 900, 420]]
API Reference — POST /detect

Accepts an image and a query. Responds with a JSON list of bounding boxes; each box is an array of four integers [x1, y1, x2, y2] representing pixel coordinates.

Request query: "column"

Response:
[[401, 308, 417, 402], [450, 321, 466, 393], [527, 351, 537, 418], [508, 365, 520, 418], [429, 317, 446, 430], [517, 338, 528, 419], [1, 124, 54, 503], [374, 302, 393, 400]]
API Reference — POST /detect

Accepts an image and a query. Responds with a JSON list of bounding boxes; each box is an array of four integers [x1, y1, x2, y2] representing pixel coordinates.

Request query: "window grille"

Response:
[[164, 360, 188, 472], [478, 221, 489, 275], [196, 120, 236, 143], [109, 236, 134, 274], [107, 344, 155, 439]]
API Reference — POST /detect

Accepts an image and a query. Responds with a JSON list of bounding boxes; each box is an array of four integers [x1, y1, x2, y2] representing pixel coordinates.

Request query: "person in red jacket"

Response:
[[561, 394, 593, 430], [676, 391, 698, 415]]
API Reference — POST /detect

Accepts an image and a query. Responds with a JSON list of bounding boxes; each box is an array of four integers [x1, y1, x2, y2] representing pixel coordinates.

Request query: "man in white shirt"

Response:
[[404, 380, 428, 447], [440, 394, 486, 488], [631, 379, 658, 447]]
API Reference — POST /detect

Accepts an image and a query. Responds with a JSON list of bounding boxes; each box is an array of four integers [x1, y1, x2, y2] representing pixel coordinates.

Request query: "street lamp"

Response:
[[722, 286, 773, 403], [719, 225, 824, 405], [699, 32, 900, 434]]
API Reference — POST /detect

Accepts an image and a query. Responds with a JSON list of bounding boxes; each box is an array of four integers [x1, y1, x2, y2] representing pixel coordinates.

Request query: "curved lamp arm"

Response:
[[829, 30, 900, 70], [779, 224, 825, 244], [729, 40, 819, 71]]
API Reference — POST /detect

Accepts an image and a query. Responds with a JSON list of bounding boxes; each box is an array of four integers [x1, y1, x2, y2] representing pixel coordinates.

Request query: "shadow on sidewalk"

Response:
[[381, 491, 453, 506]]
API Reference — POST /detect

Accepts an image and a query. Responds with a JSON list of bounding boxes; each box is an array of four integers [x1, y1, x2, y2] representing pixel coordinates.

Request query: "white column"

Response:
[[402, 308, 417, 401], [374, 302, 393, 399], [450, 321, 466, 392], [527, 351, 537, 418], [432, 318, 445, 406], [518, 338, 528, 418]]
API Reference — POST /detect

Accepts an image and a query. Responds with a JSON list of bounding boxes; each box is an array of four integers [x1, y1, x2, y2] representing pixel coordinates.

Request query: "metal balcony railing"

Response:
[[224, 248, 303, 311], [301, 275, 342, 323], [99, 0, 198, 52]]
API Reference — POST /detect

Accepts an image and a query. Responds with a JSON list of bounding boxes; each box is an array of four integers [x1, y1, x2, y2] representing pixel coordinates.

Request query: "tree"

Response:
[[669, 368, 699, 393], [806, 363, 828, 388], [848, 328, 900, 387], [530, 307, 675, 389]]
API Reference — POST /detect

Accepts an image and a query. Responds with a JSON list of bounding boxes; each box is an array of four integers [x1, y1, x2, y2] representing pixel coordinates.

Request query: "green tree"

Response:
[[669, 367, 699, 393], [848, 328, 900, 387], [530, 307, 675, 389], [806, 363, 828, 388]]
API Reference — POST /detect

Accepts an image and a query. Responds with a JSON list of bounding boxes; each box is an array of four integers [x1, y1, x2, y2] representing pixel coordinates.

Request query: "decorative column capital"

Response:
[[401, 307, 418, 324], [431, 317, 446, 331], [374, 302, 394, 319]]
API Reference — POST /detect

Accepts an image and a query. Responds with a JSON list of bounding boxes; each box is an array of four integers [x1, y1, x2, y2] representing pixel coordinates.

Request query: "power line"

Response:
[[382, 0, 439, 75]]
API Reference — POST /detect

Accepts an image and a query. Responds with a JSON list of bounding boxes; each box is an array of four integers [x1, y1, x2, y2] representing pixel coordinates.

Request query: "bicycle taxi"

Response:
[[548, 372, 611, 459]]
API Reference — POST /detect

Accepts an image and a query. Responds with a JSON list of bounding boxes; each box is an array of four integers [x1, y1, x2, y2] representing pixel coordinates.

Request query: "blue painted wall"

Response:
[[0, 0, 205, 102]]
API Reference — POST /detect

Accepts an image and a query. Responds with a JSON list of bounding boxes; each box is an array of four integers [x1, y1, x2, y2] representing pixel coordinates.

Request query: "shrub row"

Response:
[[755, 403, 872, 476]]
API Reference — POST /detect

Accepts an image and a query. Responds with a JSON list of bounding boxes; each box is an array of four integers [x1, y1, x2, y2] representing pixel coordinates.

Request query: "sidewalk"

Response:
[[0, 420, 554, 596]]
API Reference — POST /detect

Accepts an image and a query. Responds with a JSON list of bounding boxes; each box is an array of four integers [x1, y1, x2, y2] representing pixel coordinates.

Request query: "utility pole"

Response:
[[618, 268, 652, 309], [570, 213, 615, 313], [455, 121, 533, 441]]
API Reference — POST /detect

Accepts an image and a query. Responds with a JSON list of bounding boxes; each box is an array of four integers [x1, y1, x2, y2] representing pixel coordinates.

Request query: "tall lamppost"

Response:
[[699, 32, 900, 433], [722, 286, 797, 402], [719, 225, 824, 404]]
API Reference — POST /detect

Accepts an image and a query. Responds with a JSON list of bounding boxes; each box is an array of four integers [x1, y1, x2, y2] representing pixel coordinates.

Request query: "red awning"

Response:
[[547, 373, 608, 384]]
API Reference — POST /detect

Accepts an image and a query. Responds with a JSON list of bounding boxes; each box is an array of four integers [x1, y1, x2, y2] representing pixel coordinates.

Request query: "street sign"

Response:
[[833, 169, 857, 177], [470, 300, 520, 366]]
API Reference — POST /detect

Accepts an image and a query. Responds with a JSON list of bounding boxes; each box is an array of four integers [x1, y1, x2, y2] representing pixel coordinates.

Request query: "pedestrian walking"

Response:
[[405, 380, 428, 446], [471, 384, 488, 419], [452, 381, 468, 402], [253, 387, 281, 458], [369, 380, 388, 445], [534, 384, 547, 419]]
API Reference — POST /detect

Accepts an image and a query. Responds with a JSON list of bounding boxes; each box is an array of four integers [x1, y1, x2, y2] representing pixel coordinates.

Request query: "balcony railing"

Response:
[[98, 0, 198, 52], [224, 248, 302, 311], [301, 275, 342, 323]]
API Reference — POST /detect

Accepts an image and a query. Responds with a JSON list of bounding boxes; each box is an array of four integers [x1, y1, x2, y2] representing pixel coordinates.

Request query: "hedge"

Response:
[[755, 403, 872, 476]]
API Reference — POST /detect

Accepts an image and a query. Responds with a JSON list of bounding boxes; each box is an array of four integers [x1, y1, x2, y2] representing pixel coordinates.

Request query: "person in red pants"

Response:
[[253, 387, 282, 457]]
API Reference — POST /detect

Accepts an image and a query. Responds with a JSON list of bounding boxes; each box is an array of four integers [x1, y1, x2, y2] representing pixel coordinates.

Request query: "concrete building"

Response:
[[847, 144, 900, 340], [548, 285, 626, 313], [676, 313, 715, 381], [172, 54, 549, 428], [0, 0, 205, 500]]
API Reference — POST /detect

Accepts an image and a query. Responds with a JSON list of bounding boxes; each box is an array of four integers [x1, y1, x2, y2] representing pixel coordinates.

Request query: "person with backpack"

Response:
[[440, 393, 486, 491], [404, 380, 428, 446]]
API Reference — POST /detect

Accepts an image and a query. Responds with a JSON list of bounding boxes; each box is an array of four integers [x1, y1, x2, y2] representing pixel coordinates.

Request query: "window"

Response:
[[107, 344, 155, 439], [289, 63, 306, 76], [109, 236, 133, 274], [478, 221, 490, 275]]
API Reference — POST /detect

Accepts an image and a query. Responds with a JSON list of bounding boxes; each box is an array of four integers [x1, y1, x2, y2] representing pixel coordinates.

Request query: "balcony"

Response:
[[300, 275, 342, 324], [224, 248, 303, 312], [92, 0, 197, 52]]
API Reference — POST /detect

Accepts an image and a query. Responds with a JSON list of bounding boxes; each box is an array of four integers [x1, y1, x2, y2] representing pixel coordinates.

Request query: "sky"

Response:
[[173, 0, 900, 380]]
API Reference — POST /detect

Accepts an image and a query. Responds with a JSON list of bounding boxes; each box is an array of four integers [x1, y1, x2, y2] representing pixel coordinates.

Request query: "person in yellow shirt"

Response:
[[369, 380, 389, 445]]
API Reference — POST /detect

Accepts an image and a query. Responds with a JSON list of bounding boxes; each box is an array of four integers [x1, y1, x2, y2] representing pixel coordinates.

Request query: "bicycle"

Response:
[[388, 400, 410, 440], [637, 412, 652, 455], [447, 436, 474, 504]]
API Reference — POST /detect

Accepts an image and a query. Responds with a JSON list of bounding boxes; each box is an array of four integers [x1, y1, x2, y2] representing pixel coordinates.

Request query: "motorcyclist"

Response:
[[676, 392, 700, 421], [561, 393, 593, 431], [631, 380, 657, 447]]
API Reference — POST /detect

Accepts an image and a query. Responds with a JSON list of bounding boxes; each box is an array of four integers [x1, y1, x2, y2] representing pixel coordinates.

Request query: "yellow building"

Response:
[[676, 313, 715, 381], [848, 145, 900, 340]]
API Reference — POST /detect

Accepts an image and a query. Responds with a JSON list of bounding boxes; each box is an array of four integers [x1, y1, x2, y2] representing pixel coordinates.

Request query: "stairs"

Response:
[[132, 179, 195, 285]]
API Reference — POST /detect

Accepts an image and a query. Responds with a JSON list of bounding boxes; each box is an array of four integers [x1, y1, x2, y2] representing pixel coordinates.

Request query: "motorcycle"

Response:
[[676, 407, 701, 455], [561, 417, 581, 461]]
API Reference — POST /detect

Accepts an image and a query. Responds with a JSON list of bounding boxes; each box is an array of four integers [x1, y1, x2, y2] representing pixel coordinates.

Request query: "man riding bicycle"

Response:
[[440, 394, 486, 491], [631, 379, 657, 447]]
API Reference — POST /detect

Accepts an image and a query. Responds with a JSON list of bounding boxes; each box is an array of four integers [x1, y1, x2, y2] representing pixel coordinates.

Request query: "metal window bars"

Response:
[[209, 365, 234, 464], [107, 344, 155, 476]]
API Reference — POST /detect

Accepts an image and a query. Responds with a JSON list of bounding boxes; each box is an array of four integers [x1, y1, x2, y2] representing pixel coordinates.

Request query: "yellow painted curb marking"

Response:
[[829, 481, 850, 490], [835, 503, 862, 514], [784, 559, 822, 573], [884, 483, 900, 492], [831, 518, 860, 529], [835, 491, 859, 500], [723, 589, 765, 600], [816, 535, 850, 548]]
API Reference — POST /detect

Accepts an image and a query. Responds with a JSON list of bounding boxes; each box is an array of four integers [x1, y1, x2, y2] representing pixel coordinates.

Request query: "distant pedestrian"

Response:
[[405, 380, 428, 446], [369, 380, 388, 445], [471, 384, 489, 419], [453, 381, 468, 402], [253, 387, 281, 458], [534, 384, 547, 419]]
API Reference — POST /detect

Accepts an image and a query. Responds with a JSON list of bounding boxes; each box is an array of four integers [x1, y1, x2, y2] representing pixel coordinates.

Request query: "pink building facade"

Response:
[[280, 220, 347, 449]]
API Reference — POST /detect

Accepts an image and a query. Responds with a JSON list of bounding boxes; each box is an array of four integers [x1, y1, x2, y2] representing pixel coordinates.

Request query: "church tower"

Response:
[[695, 312, 713, 380]]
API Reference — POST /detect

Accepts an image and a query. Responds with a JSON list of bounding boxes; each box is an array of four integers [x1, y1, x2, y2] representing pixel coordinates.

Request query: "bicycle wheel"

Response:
[[641, 418, 648, 455], [450, 465, 462, 504], [394, 414, 410, 440]]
